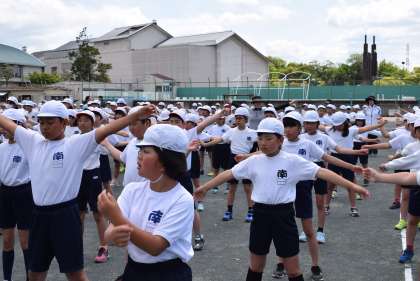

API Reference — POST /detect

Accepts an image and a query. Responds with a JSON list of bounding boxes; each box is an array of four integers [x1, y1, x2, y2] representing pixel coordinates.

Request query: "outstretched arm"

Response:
[[322, 154, 361, 174], [358, 119, 387, 134], [363, 168, 417, 186], [317, 168, 369, 197], [194, 170, 234, 201], [0, 115, 18, 135], [362, 142, 391, 150], [196, 109, 226, 134]]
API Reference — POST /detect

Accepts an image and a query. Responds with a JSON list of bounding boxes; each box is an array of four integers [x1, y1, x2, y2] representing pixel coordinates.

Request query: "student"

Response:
[[0, 109, 33, 281], [98, 124, 194, 281], [194, 118, 369, 281], [0, 100, 155, 281], [202, 107, 257, 222], [321, 111, 386, 216], [64, 109, 80, 137], [75, 110, 110, 263]]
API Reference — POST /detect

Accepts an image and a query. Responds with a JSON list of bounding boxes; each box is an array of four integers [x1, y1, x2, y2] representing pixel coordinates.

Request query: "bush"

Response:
[[29, 72, 61, 84]]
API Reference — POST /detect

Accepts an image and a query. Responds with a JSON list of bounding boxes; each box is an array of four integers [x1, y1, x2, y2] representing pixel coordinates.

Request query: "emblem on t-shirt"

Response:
[[52, 152, 64, 168], [277, 169, 288, 185], [222, 129, 226, 133], [298, 148, 306, 156], [316, 140, 322, 146], [246, 136, 252, 141], [146, 210, 164, 233], [11, 155, 22, 168]]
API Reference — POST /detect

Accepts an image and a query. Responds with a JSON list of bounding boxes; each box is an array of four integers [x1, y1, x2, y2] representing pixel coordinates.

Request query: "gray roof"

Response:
[[158, 31, 234, 47], [0, 44, 45, 67], [92, 22, 171, 42]]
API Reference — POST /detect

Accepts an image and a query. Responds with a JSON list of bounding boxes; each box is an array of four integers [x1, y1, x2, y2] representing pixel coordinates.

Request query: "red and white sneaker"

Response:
[[95, 247, 109, 263]]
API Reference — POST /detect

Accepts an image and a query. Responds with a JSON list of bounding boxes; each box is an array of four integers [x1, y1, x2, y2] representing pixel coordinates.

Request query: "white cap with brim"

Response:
[[62, 98, 73, 105], [408, 114, 417, 124], [169, 110, 186, 122], [355, 112, 366, 120], [22, 100, 34, 107], [137, 124, 188, 153], [185, 113, 200, 124], [284, 111, 303, 125], [68, 109, 77, 118], [2, 108, 26, 123], [284, 106, 295, 113], [158, 109, 170, 122], [264, 107, 278, 117], [158, 102, 165, 106], [414, 118, 420, 128], [37, 100, 69, 119], [303, 111, 320, 122], [76, 110, 95, 122], [116, 98, 127, 105], [201, 105, 211, 113], [90, 108, 106, 120], [331, 111, 347, 126], [234, 107, 250, 118], [257, 117, 284, 135], [326, 104, 336, 110], [115, 107, 127, 115], [317, 105, 326, 110], [7, 96, 18, 105], [307, 104, 317, 110]]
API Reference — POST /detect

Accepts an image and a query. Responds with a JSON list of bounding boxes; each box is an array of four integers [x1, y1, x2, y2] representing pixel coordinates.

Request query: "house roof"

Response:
[[149, 73, 174, 80], [0, 44, 45, 67], [92, 22, 172, 42]]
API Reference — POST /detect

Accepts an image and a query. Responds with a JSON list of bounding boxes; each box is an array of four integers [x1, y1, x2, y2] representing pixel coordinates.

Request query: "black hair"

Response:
[[153, 147, 187, 181], [282, 117, 301, 129], [331, 120, 350, 137], [355, 119, 366, 127], [257, 132, 283, 139]]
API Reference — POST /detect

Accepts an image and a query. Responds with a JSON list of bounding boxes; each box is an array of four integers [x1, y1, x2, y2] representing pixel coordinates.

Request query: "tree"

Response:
[[0, 64, 14, 86], [29, 72, 61, 84], [69, 27, 112, 82]]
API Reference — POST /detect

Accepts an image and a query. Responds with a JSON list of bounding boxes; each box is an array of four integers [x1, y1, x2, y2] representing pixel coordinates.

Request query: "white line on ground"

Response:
[[401, 225, 413, 281]]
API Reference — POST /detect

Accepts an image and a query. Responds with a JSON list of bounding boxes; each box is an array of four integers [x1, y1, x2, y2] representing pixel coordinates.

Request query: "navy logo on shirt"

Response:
[[148, 210, 163, 224], [52, 152, 64, 168], [222, 129, 226, 133], [277, 169, 288, 185], [246, 136, 252, 141], [298, 148, 306, 156], [12, 155, 22, 163], [316, 140, 323, 146], [53, 152, 64, 161]]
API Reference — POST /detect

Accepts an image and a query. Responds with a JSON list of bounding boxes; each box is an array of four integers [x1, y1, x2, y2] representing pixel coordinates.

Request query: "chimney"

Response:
[[152, 19, 157, 24], [22, 46, 27, 53]]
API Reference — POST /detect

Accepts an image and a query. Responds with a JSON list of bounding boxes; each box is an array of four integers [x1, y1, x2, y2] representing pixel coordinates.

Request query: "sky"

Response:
[[1, 0, 420, 69]]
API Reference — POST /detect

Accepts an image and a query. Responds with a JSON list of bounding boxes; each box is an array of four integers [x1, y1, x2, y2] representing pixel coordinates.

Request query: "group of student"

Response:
[[0, 94, 419, 281]]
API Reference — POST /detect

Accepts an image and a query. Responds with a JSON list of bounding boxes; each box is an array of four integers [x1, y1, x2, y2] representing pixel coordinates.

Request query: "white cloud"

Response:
[[218, 0, 260, 5]]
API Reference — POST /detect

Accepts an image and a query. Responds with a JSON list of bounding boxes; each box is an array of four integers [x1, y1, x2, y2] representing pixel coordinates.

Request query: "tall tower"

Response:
[[371, 36, 377, 78], [362, 35, 371, 84]]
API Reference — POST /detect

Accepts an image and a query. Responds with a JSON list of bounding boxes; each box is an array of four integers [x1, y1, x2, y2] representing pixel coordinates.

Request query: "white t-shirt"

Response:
[[185, 127, 199, 170], [121, 138, 147, 186], [65, 126, 81, 138], [282, 138, 325, 162], [301, 132, 338, 160], [389, 127, 410, 139], [0, 142, 30, 186], [222, 127, 257, 155], [319, 115, 332, 126], [117, 181, 194, 263], [207, 124, 231, 143], [326, 126, 359, 151], [83, 145, 101, 170], [232, 151, 320, 204], [389, 134, 416, 153], [401, 140, 420, 157], [14, 126, 98, 206], [364, 105, 381, 126]]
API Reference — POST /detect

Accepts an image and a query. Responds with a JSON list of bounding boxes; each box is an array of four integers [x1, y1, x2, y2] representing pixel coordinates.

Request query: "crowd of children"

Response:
[[0, 94, 419, 281]]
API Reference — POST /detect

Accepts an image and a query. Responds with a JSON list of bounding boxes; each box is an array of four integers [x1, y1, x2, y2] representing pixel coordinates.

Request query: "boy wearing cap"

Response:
[[0, 109, 33, 281], [195, 118, 369, 281], [0, 100, 155, 281]]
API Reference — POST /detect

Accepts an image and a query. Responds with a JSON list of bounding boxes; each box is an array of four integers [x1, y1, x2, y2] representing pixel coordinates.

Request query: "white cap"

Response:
[[7, 96, 18, 105], [62, 98, 73, 105], [403, 113, 413, 121], [90, 108, 106, 119], [317, 105, 326, 110], [284, 111, 303, 125], [307, 104, 317, 110], [158, 101, 165, 106], [327, 104, 336, 110], [355, 112, 366, 120], [353, 104, 360, 109], [109, 102, 117, 106], [284, 106, 295, 113], [76, 110, 95, 122], [2, 108, 26, 123], [116, 98, 127, 105], [414, 118, 420, 128], [339, 105, 347, 110], [257, 117, 284, 135], [192, 103, 198, 107], [137, 124, 188, 153], [303, 111, 320, 122], [158, 109, 170, 122], [37, 100, 69, 119], [331, 111, 347, 126], [346, 106, 351, 110], [92, 99, 101, 105], [210, 105, 216, 109], [115, 107, 127, 115], [68, 109, 77, 118], [240, 103, 250, 109], [234, 107, 250, 118], [407, 114, 417, 124], [169, 109, 186, 122], [185, 113, 200, 124], [197, 102, 202, 106], [264, 107, 277, 117], [22, 100, 34, 107], [201, 105, 211, 113], [267, 103, 274, 108], [215, 103, 220, 106]]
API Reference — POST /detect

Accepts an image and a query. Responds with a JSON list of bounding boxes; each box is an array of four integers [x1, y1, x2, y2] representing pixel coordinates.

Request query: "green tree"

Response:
[[29, 72, 61, 84], [0, 64, 14, 86], [69, 27, 112, 82]]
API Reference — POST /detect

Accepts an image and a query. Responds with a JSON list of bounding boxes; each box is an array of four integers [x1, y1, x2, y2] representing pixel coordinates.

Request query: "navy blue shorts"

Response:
[[122, 256, 192, 281], [190, 151, 201, 179], [0, 182, 34, 230], [77, 168, 103, 213], [228, 154, 252, 185], [29, 199, 84, 273], [328, 153, 355, 181], [99, 154, 112, 183], [314, 162, 327, 195], [211, 143, 230, 170], [408, 188, 420, 216], [294, 180, 314, 219], [353, 142, 368, 165], [178, 172, 194, 195], [249, 203, 299, 258]]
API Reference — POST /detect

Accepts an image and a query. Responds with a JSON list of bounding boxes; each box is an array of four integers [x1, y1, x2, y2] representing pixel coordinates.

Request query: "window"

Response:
[[104, 41, 109, 45], [13, 66, 22, 78], [51, 67, 58, 74]]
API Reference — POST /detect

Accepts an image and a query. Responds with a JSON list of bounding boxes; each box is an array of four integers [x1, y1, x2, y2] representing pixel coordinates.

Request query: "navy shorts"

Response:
[[122, 256, 192, 281], [77, 168, 103, 213], [408, 188, 420, 216], [314, 162, 327, 195], [249, 203, 299, 258], [99, 154, 112, 183], [228, 154, 252, 185], [178, 172, 194, 195], [190, 151, 201, 179], [328, 153, 355, 181], [211, 143, 230, 170], [294, 180, 314, 219], [29, 199, 84, 273], [0, 182, 34, 230], [353, 142, 368, 165]]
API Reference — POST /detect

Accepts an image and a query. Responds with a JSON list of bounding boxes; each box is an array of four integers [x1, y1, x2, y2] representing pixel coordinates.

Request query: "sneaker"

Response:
[[350, 207, 359, 217], [324, 206, 330, 215], [299, 231, 307, 242], [311, 266, 324, 281], [193, 234, 205, 251], [95, 247, 109, 263], [222, 211, 233, 221], [399, 249, 414, 263], [272, 264, 286, 279], [245, 212, 253, 223], [363, 179, 369, 187], [211, 187, 219, 194], [197, 202, 205, 212], [207, 171, 215, 177], [331, 190, 337, 199], [394, 219, 407, 230], [356, 193, 362, 200], [389, 201, 401, 209], [316, 231, 326, 244]]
